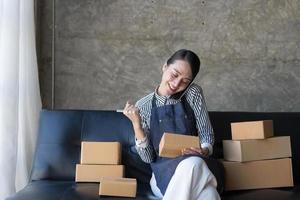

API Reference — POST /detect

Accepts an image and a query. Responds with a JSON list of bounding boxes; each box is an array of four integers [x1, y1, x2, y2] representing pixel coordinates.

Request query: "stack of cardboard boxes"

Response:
[[75, 141, 137, 197], [222, 120, 294, 191]]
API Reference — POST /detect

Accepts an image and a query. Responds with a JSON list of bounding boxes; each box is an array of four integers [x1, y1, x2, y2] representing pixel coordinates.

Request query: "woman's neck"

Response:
[[156, 85, 168, 97]]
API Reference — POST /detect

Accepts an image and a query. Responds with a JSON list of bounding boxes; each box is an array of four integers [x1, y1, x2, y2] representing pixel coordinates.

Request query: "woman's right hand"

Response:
[[123, 101, 146, 140], [123, 101, 141, 128]]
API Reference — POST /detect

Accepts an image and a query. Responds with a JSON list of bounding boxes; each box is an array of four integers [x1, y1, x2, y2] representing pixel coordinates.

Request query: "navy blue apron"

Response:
[[149, 95, 224, 195]]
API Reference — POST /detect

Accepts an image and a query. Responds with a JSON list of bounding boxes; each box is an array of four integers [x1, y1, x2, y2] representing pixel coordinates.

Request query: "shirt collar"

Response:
[[154, 86, 170, 105]]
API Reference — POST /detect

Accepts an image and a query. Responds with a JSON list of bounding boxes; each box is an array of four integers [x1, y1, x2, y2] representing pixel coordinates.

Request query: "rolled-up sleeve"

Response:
[[135, 105, 156, 163], [187, 85, 215, 156]]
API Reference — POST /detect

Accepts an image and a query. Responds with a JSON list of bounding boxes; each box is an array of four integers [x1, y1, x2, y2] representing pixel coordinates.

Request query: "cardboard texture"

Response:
[[80, 141, 121, 165], [223, 136, 291, 162], [99, 177, 137, 197], [222, 158, 294, 191], [75, 164, 124, 182], [231, 120, 274, 140], [159, 132, 200, 158]]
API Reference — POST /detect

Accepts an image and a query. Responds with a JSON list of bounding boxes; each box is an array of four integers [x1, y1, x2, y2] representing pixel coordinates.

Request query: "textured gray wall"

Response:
[[38, 0, 300, 111]]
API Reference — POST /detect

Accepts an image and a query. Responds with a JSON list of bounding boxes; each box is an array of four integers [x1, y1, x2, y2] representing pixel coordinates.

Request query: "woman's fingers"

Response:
[[190, 147, 202, 154], [187, 147, 202, 154], [182, 147, 208, 156], [181, 148, 197, 155], [125, 106, 134, 114], [123, 101, 130, 112], [123, 101, 134, 114], [127, 104, 134, 112], [124, 104, 139, 114], [122, 101, 141, 122]]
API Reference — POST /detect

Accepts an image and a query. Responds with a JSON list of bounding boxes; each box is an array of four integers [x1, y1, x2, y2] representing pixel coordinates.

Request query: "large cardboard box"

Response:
[[223, 136, 291, 162], [159, 132, 200, 158], [231, 120, 273, 140], [75, 164, 124, 182], [80, 141, 121, 165], [99, 177, 137, 197], [222, 158, 293, 191]]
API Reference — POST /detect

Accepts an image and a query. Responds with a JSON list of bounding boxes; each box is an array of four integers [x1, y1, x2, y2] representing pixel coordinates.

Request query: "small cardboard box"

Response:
[[231, 120, 273, 140], [75, 164, 124, 182], [222, 158, 293, 191], [80, 141, 121, 165], [99, 177, 137, 197], [159, 132, 200, 158], [223, 136, 291, 162]]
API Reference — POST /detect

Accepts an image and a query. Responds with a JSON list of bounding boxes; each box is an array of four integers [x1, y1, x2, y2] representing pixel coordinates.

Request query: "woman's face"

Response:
[[158, 60, 193, 96]]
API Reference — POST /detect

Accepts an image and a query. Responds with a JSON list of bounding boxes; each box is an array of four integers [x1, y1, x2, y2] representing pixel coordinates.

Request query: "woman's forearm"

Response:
[[132, 122, 146, 140]]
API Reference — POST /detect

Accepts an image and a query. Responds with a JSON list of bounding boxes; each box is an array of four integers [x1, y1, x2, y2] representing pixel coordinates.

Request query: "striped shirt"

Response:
[[134, 83, 214, 163]]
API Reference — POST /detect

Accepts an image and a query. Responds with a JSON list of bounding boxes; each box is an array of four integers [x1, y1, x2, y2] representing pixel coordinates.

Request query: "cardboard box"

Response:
[[80, 141, 121, 165], [231, 120, 273, 140], [99, 177, 137, 197], [222, 158, 293, 191], [75, 164, 124, 182], [223, 136, 291, 162], [159, 132, 200, 158]]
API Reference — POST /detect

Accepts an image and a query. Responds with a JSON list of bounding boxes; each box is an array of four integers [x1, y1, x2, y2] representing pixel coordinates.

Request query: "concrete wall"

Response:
[[37, 0, 300, 111]]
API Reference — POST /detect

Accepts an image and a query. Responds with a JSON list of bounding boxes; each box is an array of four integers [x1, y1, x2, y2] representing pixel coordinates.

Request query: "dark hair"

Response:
[[166, 49, 201, 80], [166, 49, 201, 99]]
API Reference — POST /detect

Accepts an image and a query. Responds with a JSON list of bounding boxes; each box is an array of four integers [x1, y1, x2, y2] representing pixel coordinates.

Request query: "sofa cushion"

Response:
[[81, 111, 129, 142], [31, 110, 83, 181]]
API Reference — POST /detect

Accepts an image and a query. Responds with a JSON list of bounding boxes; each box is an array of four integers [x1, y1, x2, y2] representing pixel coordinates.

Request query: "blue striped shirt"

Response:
[[135, 83, 214, 163]]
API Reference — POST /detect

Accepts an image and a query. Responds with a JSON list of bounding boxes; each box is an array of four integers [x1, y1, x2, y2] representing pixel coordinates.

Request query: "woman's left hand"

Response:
[[182, 147, 209, 157]]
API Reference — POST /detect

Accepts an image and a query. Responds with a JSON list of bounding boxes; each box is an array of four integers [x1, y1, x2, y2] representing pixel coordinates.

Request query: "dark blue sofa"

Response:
[[6, 110, 300, 200]]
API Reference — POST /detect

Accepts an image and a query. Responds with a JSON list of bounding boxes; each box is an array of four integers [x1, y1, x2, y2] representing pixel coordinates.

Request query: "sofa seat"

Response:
[[222, 186, 300, 200], [6, 180, 159, 200]]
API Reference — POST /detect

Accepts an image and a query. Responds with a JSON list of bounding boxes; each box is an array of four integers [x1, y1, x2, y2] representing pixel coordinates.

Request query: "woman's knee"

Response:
[[179, 156, 205, 170]]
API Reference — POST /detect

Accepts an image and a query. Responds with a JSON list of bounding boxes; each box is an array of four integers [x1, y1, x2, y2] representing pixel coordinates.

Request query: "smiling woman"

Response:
[[122, 49, 223, 200], [158, 60, 193, 96], [159, 50, 200, 100]]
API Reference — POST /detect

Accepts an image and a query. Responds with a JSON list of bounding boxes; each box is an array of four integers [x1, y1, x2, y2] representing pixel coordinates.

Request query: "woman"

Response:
[[123, 49, 221, 200]]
